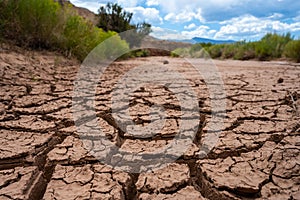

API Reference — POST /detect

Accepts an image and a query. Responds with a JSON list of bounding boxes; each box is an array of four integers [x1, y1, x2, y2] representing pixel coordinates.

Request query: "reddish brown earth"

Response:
[[0, 44, 299, 200]]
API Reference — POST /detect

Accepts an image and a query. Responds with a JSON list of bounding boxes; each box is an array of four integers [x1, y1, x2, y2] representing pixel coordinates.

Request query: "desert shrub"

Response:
[[0, 0, 129, 61], [192, 49, 209, 58], [254, 33, 292, 60], [189, 43, 203, 55], [232, 42, 256, 60], [56, 13, 123, 61], [207, 44, 224, 58], [283, 40, 300, 62], [221, 44, 236, 59], [186, 43, 212, 57], [0, 0, 61, 48], [171, 48, 190, 57], [173, 33, 297, 62], [124, 49, 150, 58]]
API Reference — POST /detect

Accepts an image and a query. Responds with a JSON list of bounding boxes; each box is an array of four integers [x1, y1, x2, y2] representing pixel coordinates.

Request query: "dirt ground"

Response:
[[0, 45, 299, 200]]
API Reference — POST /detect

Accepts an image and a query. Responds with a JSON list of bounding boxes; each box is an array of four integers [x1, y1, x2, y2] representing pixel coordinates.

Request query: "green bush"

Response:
[[232, 42, 256, 60], [0, 0, 129, 61], [207, 44, 224, 58], [254, 33, 292, 60], [0, 0, 61, 48], [221, 44, 236, 59], [176, 33, 295, 61], [171, 48, 190, 57], [284, 40, 300, 62]]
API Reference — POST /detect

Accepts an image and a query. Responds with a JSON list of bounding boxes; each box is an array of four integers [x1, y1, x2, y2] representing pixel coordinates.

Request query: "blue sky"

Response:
[[70, 0, 300, 41]]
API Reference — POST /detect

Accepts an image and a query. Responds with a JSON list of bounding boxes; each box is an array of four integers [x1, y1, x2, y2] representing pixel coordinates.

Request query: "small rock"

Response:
[[25, 84, 32, 94], [163, 60, 169, 64], [277, 78, 284, 84], [50, 84, 56, 92]]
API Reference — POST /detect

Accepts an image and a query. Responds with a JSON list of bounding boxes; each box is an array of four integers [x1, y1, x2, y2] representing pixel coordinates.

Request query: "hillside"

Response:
[[71, 4, 98, 25]]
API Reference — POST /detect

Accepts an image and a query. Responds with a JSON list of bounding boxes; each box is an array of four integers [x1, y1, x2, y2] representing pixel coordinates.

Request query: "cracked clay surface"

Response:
[[0, 45, 299, 199]]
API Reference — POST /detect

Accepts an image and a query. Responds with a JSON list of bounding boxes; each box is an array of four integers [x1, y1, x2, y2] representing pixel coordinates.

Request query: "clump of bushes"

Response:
[[0, 0, 129, 61], [173, 33, 300, 62], [283, 40, 300, 62], [254, 33, 292, 60]]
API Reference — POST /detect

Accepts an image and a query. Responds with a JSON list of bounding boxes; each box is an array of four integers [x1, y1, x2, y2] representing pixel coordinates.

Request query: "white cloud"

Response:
[[126, 7, 163, 24], [293, 13, 300, 22], [146, 0, 159, 6], [70, 0, 300, 41], [145, 0, 300, 22], [151, 25, 217, 40], [150, 27, 190, 40], [267, 13, 284, 19], [215, 14, 300, 40], [182, 25, 216, 38], [164, 8, 204, 23], [184, 23, 196, 30], [117, 0, 138, 7]]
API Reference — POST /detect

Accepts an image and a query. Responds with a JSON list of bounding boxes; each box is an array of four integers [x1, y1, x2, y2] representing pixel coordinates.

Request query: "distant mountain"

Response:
[[173, 37, 236, 44], [191, 37, 236, 44]]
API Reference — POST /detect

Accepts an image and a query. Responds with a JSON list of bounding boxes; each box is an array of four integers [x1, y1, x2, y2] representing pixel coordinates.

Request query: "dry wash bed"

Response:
[[0, 45, 299, 200]]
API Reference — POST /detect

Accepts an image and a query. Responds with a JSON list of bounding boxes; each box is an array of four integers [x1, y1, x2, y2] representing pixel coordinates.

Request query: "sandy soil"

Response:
[[0, 45, 299, 200]]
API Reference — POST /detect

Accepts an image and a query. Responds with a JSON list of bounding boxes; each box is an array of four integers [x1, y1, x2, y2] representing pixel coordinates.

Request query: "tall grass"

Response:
[[0, 0, 129, 61]]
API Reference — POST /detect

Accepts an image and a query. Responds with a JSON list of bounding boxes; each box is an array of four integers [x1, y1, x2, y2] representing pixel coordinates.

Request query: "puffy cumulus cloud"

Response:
[[267, 13, 284, 19], [151, 25, 217, 40], [164, 12, 194, 23], [164, 9, 204, 23], [293, 13, 300, 22], [144, 0, 300, 22], [215, 14, 300, 40], [126, 7, 163, 24], [150, 26, 190, 40], [146, 0, 159, 6], [184, 23, 197, 30], [117, 0, 139, 7], [182, 26, 217, 39], [142, 0, 242, 21]]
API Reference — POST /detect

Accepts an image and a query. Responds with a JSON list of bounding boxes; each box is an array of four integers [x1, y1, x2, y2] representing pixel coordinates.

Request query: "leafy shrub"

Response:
[[171, 48, 190, 57], [0, 0, 61, 48], [0, 0, 129, 61], [254, 33, 292, 60], [232, 42, 256, 60], [284, 40, 300, 62], [207, 44, 224, 58], [174, 33, 296, 61], [221, 44, 236, 59]]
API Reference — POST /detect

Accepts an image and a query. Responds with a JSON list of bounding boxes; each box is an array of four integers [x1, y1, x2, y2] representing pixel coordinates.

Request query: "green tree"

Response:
[[97, 3, 134, 33], [97, 3, 151, 47]]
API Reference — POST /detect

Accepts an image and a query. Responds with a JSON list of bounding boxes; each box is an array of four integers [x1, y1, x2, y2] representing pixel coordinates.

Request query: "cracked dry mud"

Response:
[[0, 45, 300, 200]]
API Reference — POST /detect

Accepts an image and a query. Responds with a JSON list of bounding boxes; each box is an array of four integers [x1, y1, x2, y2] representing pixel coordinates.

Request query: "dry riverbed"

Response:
[[0, 45, 299, 199]]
